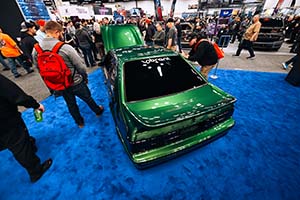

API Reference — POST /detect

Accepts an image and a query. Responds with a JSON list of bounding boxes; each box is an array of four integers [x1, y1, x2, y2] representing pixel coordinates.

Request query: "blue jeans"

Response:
[[0, 54, 10, 69], [62, 81, 101, 125], [7, 56, 31, 77]]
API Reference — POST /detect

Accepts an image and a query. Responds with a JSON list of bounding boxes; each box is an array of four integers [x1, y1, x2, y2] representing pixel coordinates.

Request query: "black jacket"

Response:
[[20, 32, 38, 61], [75, 28, 93, 48], [0, 74, 39, 129], [188, 40, 218, 66]]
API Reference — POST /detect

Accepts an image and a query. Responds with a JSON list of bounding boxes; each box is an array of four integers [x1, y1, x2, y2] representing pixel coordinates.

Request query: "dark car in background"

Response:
[[253, 17, 285, 51], [180, 22, 194, 48]]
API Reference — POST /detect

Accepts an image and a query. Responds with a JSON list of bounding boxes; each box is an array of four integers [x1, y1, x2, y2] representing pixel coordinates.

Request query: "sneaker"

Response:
[[246, 56, 255, 60], [96, 105, 104, 117], [30, 159, 52, 183], [27, 69, 34, 74], [14, 74, 22, 78], [282, 62, 288, 70], [78, 123, 85, 128]]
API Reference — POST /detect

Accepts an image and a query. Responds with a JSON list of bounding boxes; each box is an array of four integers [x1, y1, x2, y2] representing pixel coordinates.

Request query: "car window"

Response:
[[124, 55, 206, 102], [181, 24, 193, 31], [260, 18, 284, 27]]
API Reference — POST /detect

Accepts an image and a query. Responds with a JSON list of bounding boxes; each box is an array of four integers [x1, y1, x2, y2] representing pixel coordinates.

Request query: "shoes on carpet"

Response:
[[14, 74, 22, 78], [30, 159, 52, 183], [96, 105, 104, 117], [246, 56, 255, 60], [282, 62, 288, 70], [78, 122, 85, 128], [27, 69, 34, 74]]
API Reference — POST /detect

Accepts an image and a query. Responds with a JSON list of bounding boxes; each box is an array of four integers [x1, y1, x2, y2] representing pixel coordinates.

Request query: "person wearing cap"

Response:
[[20, 21, 38, 62], [0, 28, 34, 78], [144, 18, 156, 46], [34, 19, 46, 43], [166, 18, 177, 51]]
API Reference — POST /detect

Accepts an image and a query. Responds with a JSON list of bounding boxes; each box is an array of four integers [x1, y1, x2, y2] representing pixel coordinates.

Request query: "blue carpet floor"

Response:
[[0, 68, 300, 200]]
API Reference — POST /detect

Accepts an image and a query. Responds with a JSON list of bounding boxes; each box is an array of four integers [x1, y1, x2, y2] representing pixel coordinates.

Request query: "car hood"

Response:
[[125, 84, 236, 127], [101, 24, 144, 53]]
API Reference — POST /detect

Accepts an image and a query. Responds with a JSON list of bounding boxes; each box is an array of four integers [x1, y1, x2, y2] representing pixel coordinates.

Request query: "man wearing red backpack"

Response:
[[32, 21, 104, 128]]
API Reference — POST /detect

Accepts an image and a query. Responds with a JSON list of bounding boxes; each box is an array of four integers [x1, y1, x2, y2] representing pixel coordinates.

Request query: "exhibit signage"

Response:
[[16, 0, 51, 21]]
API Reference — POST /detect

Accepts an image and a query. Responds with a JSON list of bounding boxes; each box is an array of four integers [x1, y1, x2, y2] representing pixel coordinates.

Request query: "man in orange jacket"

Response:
[[0, 27, 34, 78]]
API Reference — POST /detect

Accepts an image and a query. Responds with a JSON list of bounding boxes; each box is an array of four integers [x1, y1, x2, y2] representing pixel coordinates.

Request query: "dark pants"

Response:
[[0, 54, 10, 69], [286, 55, 298, 65], [0, 117, 42, 179], [285, 54, 300, 86], [231, 31, 238, 43], [62, 81, 101, 125], [7, 56, 32, 77], [80, 46, 95, 67], [235, 39, 255, 57]]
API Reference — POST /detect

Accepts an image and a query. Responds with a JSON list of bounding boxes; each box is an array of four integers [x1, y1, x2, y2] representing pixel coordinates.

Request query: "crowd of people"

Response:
[[0, 11, 299, 184]]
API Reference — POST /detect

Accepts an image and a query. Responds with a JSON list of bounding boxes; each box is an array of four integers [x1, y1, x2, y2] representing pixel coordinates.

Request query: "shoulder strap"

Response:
[[34, 43, 43, 54], [52, 42, 64, 53], [193, 39, 209, 51]]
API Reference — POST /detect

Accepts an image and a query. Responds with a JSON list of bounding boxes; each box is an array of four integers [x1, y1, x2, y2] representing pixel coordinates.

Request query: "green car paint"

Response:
[[101, 24, 237, 168], [101, 24, 144, 53]]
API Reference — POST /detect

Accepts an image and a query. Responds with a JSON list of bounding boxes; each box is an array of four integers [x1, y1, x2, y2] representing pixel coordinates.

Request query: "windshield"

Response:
[[124, 56, 206, 102]]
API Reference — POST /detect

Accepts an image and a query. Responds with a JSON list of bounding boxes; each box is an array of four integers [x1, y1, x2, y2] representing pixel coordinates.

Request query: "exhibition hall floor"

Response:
[[0, 68, 299, 199]]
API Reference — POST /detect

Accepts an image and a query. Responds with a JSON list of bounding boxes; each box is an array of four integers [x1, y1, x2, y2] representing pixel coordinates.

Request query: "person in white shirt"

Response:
[[34, 19, 47, 43]]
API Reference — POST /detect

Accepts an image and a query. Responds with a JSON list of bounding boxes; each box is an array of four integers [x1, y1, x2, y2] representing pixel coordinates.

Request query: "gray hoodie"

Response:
[[32, 37, 88, 86]]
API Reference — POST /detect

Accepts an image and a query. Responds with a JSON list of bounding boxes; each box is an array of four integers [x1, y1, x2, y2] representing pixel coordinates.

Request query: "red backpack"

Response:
[[34, 42, 73, 91]]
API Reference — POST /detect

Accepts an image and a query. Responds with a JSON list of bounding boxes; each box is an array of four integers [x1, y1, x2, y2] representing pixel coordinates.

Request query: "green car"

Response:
[[101, 24, 236, 168]]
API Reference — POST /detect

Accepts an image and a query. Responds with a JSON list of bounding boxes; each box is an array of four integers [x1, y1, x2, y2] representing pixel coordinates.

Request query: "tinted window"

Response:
[[124, 56, 206, 102], [260, 18, 284, 27], [181, 24, 193, 31]]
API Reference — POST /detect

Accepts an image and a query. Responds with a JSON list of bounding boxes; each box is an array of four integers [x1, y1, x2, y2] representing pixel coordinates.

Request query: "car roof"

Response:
[[112, 46, 178, 63]]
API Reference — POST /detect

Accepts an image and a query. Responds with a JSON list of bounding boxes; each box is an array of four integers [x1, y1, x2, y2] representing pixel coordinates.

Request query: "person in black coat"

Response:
[[19, 21, 38, 62], [284, 46, 300, 86], [182, 32, 218, 79], [0, 74, 52, 182]]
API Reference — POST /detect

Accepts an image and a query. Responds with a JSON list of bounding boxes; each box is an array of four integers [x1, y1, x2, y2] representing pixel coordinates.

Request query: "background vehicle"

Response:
[[253, 17, 285, 51], [180, 22, 194, 48]]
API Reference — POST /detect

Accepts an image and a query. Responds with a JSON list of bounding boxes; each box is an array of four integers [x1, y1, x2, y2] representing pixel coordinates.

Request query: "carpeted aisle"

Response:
[[0, 69, 299, 200]]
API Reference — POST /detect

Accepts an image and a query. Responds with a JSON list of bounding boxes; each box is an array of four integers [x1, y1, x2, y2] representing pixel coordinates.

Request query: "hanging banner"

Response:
[[170, 0, 177, 18], [153, 0, 163, 21], [16, 0, 51, 21]]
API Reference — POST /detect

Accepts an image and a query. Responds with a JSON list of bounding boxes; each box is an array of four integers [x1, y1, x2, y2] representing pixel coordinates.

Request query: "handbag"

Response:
[[212, 42, 224, 59]]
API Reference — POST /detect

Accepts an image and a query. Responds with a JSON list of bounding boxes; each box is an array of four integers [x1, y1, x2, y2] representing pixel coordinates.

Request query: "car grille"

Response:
[[257, 36, 282, 42], [131, 109, 234, 153]]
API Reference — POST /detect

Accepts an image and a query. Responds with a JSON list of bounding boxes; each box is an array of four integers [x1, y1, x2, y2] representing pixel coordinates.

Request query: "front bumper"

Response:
[[253, 40, 284, 50]]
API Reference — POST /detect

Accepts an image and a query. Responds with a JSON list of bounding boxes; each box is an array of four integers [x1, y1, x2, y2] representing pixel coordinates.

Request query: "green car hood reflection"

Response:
[[126, 84, 234, 127], [101, 24, 144, 53]]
